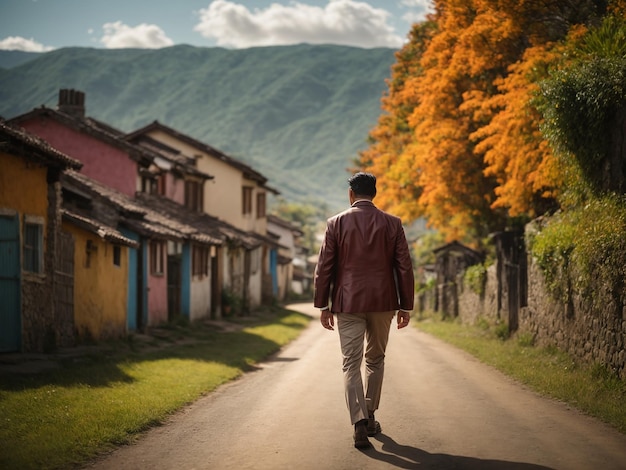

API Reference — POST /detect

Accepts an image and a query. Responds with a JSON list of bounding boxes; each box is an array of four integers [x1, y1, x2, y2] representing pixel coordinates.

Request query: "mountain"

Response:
[[0, 50, 40, 69], [0, 44, 397, 210]]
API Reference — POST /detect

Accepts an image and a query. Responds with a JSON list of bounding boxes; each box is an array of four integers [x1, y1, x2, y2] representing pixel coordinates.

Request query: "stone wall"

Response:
[[448, 244, 626, 380], [519, 256, 625, 379], [21, 276, 55, 352], [21, 176, 67, 353], [457, 265, 500, 325]]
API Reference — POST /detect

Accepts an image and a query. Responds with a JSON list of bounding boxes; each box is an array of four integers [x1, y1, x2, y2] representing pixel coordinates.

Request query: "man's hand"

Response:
[[397, 310, 410, 329], [320, 310, 334, 330]]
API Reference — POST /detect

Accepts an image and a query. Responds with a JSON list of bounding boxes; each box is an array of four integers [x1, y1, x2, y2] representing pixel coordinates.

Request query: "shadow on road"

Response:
[[361, 434, 555, 469]]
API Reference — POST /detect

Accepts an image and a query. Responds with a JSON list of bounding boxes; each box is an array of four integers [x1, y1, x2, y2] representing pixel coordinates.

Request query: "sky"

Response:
[[0, 0, 433, 52]]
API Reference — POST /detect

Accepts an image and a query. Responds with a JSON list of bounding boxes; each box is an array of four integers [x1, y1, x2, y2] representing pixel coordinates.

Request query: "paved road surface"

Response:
[[87, 303, 626, 470]]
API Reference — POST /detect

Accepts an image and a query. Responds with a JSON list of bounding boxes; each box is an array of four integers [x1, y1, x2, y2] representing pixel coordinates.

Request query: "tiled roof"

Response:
[[127, 120, 279, 193], [135, 192, 283, 250], [0, 120, 82, 170], [128, 134, 214, 180], [135, 192, 231, 247], [63, 171, 222, 245], [277, 254, 293, 265], [63, 171, 146, 216], [267, 214, 305, 235], [8, 107, 153, 165], [62, 209, 139, 248], [139, 198, 223, 245]]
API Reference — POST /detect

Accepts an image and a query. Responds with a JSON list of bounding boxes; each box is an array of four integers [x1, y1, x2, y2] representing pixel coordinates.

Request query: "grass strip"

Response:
[[0, 306, 310, 470], [415, 313, 626, 434]]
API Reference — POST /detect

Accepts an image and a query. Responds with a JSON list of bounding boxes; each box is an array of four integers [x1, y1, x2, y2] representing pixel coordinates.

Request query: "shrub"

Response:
[[464, 263, 487, 296], [529, 195, 626, 310]]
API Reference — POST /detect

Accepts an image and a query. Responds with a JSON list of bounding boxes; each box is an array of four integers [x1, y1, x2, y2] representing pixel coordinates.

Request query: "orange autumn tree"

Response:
[[359, 21, 436, 222], [471, 43, 571, 219], [360, 0, 610, 244]]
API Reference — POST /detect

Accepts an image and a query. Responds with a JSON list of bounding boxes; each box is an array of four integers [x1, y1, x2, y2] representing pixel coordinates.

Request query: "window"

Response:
[[157, 173, 167, 196], [185, 180, 203, 212], [113, 246, 121, 267], [23, 221, 43, 274], [141, 175, 157, 194], [256, 192, 266, 219], [242, 187, 253, 215], [150, 240, 165, 275], [192, 244, 209, 277]]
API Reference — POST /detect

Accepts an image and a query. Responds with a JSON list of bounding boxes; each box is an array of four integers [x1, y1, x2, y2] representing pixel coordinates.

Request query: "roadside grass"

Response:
[[414, 311, 626, 434], [0, 306, 310, 470]]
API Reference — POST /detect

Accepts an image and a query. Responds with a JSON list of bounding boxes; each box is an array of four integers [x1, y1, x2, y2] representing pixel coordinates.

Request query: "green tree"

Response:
[[539, 15, 626, 198]]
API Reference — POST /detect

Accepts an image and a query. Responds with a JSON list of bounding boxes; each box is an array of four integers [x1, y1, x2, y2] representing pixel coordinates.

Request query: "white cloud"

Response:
[[194, 0, 404, 49], [400, 0, 433, 23], [0, 36, 54, 52], [100, 21, 174, 49]]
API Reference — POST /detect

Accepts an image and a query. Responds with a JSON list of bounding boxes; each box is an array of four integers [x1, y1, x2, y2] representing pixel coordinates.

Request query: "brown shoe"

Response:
[[353, 422, 371, 449], [367, 412, 381, 436]]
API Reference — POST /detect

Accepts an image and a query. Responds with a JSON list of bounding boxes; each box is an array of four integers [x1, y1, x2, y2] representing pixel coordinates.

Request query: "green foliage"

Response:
[[529, 195, 626, 308], [412, 230, 445, 266], [517, 332, 536, 347], [221, 288, 244, 316], [579, 15, 626, 58], [527, 212, 577, 300], [0, 44, 397, 211], [464, 263, 487, 296], [538, 15, 626, 195], [494, 322, 510, 341]]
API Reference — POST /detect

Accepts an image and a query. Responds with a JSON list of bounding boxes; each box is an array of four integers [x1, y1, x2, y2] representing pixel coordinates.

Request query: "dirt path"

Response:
[[86, 303, 626, 470]]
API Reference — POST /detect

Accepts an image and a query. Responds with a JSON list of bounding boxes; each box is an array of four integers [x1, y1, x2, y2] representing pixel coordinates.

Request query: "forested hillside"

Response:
[[0, 44, 397, 209]]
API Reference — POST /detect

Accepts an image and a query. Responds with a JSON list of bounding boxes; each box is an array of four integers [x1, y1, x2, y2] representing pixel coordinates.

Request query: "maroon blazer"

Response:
[[314, 200, 414, 313]]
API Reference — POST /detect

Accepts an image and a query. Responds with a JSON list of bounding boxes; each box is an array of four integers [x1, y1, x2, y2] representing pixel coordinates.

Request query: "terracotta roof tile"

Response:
[[0, 120, 82, 170], [127, 120, 279, 194], [62, 209, 139, 248]]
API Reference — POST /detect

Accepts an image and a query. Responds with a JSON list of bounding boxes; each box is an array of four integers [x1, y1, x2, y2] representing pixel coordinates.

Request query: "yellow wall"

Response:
[[0, 150, 49, 230], [62, 222, 128, 341]]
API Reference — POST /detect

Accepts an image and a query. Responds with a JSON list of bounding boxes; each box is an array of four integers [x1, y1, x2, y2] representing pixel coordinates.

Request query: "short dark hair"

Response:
[[348, 172, 376, 197]]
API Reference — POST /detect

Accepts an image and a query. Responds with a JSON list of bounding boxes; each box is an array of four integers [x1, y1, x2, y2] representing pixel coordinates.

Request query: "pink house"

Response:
[[10, 90, 142, 197]]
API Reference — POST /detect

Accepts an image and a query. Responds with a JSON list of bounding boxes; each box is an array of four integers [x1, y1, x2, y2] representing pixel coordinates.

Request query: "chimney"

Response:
[[57, 89, 85, 119]]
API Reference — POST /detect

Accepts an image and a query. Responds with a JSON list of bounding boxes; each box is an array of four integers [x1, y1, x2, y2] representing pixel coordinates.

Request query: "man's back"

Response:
[[314, 200, 414, 313]]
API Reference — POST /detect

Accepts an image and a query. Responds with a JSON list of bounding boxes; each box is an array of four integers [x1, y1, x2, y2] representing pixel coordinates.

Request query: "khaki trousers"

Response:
[[337, 311, 395, 425]]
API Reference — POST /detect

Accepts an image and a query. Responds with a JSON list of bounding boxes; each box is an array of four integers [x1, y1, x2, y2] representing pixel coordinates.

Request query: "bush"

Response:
[[464, 263, 487, 296], [221, 288, 243, 316], [529, 195, 626, 309], [538, 15, 626, 195]]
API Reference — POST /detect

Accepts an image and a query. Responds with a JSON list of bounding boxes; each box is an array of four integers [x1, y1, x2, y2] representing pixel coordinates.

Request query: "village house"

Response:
[[126, 121, 281, 313], [62, 171, 224, 330], [60, 203, 138, 342], [8, 89, 235, 325], [0, 120, 82, 352], [7, 87, 296, 344], [266, 214, 310, 300]]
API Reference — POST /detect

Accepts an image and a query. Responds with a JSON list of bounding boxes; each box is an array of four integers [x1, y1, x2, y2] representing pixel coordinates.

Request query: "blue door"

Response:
[[0, 214, 21, 352], [121, 228, 139, 331], [270, 249, 278, 296]]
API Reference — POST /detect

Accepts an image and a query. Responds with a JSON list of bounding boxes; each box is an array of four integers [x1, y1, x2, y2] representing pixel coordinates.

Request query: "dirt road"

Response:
[[87, 303, 626, 470]]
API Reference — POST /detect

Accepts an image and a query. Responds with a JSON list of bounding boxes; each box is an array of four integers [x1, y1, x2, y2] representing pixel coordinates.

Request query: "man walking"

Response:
[[314, 172, 415, 449]]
